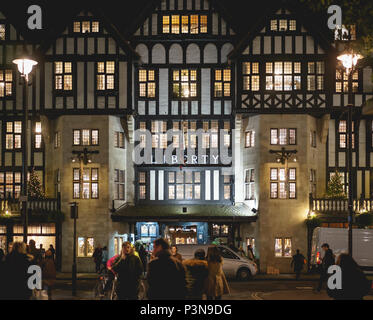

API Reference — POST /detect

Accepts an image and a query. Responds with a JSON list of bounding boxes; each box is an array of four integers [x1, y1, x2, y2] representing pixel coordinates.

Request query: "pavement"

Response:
[[50, 272, 373, 300]]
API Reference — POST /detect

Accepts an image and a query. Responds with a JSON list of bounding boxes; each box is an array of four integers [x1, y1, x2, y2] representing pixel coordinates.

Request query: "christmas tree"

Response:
[[28, 168, 45, 199], [326, 171, 347, 199]]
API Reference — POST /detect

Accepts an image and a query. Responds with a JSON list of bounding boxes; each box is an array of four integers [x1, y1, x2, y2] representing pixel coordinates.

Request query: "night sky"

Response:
[[0, 0, 331, 42]]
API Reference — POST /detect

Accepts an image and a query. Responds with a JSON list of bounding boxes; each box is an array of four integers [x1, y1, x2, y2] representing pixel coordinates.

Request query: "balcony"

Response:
[[0, 194, 63, 222], [309, 193, 373, 215]]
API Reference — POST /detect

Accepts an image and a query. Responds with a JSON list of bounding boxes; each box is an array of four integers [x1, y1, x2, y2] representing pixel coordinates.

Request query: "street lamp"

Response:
[[13, 54, 38, 243], [337, 49, 362, 257]]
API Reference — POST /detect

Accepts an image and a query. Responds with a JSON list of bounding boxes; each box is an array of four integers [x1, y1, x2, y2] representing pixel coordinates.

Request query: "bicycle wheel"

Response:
[[110, 279, 118, 300]]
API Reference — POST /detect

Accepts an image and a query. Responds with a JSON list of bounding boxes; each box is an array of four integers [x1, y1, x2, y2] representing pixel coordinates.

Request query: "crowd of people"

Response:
[[0, 240, 56, 300], [101, 238, 230, 300]]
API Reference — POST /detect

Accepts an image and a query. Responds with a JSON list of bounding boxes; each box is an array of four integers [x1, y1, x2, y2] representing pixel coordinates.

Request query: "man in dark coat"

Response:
[[183, 249, 208, 300], [92, 245, 103, 273], [147, 238, 186, 300], [316, 243, 335, 292], [291, 249, 305, 280]]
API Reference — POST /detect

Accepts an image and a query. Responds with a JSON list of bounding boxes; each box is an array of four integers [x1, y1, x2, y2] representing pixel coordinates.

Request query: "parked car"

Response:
[[176, 244, 257, 281], [311, 227, 373, 272]]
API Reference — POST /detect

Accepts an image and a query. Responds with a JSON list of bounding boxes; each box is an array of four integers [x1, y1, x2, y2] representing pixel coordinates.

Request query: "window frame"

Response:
[[96, 61, 116, 93], [171, 69, 199, 100], [138, 69, 156, 99], [270, 167, 297, 199], [73, 168, 99, 200], [54, 61, 74, 94], [0, 68, 14, 99], [72, 129, 99, 146], [270, 128, 297, 145], [114, 169, 125, 201], [265, 61, 301, 92], [72, 20, 100, 34], [307, 61, 325, 91], [242, 62, 260, 92], [275, 237, 292, 258], [213, 68, 232, 98], [161, 13, 209, 34]]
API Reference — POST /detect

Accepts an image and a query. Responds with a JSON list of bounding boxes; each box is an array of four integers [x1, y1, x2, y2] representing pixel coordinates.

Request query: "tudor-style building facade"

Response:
[[0, 0, 372, 273]]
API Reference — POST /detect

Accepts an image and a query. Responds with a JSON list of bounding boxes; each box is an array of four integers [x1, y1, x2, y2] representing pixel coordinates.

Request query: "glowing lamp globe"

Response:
[[337, 52, 362, 73], [13, 57, 38, 80]]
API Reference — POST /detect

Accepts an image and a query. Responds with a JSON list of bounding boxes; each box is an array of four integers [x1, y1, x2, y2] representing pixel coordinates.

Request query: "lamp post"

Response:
[[13, 55, 38, 243], [337, 50, 362, 257]]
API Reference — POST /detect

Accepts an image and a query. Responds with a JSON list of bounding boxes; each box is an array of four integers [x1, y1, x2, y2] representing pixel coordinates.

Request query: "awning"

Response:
[[111, 203, 257, 223]]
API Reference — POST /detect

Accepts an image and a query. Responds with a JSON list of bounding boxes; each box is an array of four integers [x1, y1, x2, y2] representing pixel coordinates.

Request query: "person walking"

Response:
[[316, 243, 335, 292], [291, 249, 306, 280], [183, 249, 208, 300], [112, 242, 143, 300], [247, 245, 255, 261], [171, 245, 183, 262], [147, 238, 186, 300], [101, 246, 108, 271], [41, 249, 56, 300], [2, 242, 33, 300], [205, 246, 230, 300], [93, 244, 103, 273], [139, 245, 148, 275], [49, 245, 56, 261], [39, 244, 46, 260], [28, 239, 41, 265], [327, 253, 371, 300]]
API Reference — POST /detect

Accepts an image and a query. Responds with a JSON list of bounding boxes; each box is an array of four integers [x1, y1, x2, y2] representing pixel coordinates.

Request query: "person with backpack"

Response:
[[291, 249, 306, 280]]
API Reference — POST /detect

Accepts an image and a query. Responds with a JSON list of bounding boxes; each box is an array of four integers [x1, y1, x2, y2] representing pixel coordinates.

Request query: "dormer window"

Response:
[[270, 19, 297, 31], [0, 24, 5, 40], [162, 14, 207, 34], [73, 21, 100, 33]]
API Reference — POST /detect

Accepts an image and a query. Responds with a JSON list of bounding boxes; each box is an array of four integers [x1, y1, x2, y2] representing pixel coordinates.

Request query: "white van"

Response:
[[176, 244, 257, 281], [311, 227, 373, 272]]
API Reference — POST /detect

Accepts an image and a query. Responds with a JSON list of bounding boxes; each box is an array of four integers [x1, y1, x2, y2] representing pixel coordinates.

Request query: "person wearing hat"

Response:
[[182, 249, 208, 300], [41, 249, 56, 300]]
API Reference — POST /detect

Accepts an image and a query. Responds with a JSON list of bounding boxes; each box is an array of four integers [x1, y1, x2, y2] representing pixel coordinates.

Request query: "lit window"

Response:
[[139, 172, 147, 200], [270, 168, 296, 199], [307, 62, 325, 91], [270, 20, 277, 31], [245, 131, 255, 148], [163, 14, 207, 34], [74, 21, 99, 34], [336, 70, 359, 93], [77, 237, 95, 257], [0, 171, 22, 199], [54, 62, 73, 91], [0, 69, 13, 97], [114, 169, 125, 200], [114, 132, 125, 149], [73, 168, 99, 199], [138, 69, 156, 98], [244, 169, 255, 200], [97, 61, 115, 90], [266, 62, 301, 91], [214, 69, 231, 97], [54, 132, 61, 148], [0, 24, 5, 40], [73, 129, 99, 146], [270, 19, 296, 32], [275, 238, 292, 257], [172, 69, 197, 99], [5, 121, 22, 149], [338, 120, 355, 149], [270, 128, 296, 145], [167, 171, 201, 200], [243, 62, 259, 91]]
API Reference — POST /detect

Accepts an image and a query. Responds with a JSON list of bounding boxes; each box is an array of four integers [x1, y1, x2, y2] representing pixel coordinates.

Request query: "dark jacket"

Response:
[[183, 258, 208, 299], [327, 266, 371, 300], [291, 253, 305, 271], [112, 253, 143, 300], [322, 249, 335, 272], [147, 249, 186, 300], [1, 252, 32, 300]]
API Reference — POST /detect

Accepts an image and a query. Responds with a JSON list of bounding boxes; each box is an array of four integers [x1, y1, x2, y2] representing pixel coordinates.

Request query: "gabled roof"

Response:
[[36, 5, 139, 59], [229, 0, 336, 59]]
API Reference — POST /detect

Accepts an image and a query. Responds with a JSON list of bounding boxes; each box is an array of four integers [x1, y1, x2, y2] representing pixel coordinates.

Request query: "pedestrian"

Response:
[[139, 245, 148, 275], [28, 239, 41, 265], [39, 244, 46, 260], [147, 238, 186, 300], [49, 245, 56, 261], [183, 249, 208, 300], [247, 245, 255, 261], [327, 253, 371, 300], [0, 248, 4, 263], [171, 245, 183, 262], [101, 246, 108, 271], [205, 246, 230, 300], [316, 243, 335, 292], [291, 249, 306, 280], [41, 249, 56, 300], [2, 242, 33, 300], [112, 242, 143, 300], [92, 244, 103, 273]]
